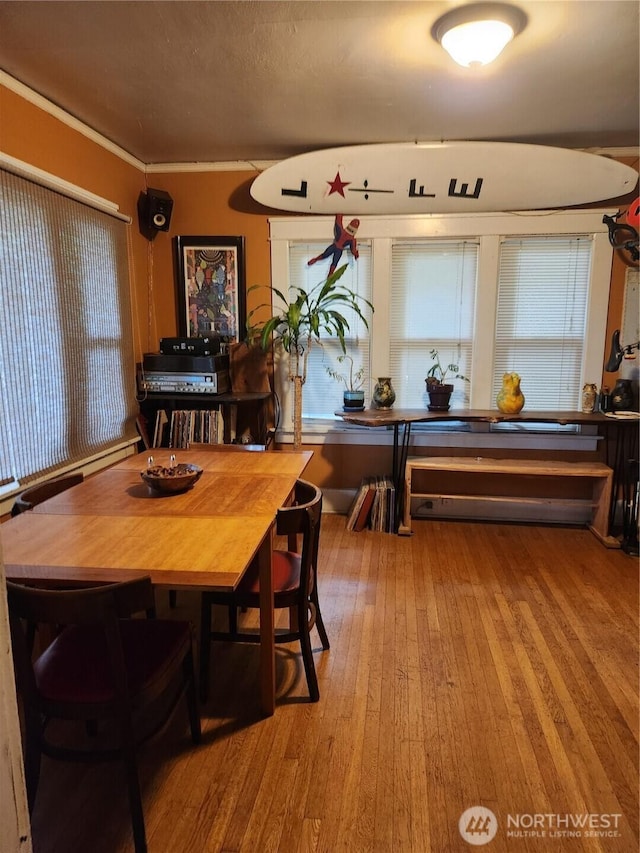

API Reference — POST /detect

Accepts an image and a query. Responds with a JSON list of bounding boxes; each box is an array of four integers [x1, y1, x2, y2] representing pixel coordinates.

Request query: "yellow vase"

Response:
[[496, 372, 525, 413]]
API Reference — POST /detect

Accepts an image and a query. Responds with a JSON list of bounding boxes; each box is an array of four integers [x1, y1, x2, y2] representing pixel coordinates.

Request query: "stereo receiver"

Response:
[[141, 371, 230, 395]]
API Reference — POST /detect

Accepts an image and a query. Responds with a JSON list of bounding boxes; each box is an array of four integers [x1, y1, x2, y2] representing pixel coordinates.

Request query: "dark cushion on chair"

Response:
[[236, 550, 301, 596], [34, 619, 192, 705]]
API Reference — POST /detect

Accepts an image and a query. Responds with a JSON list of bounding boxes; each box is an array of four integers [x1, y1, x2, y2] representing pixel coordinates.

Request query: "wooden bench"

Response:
[[399, 456, 615, 545]]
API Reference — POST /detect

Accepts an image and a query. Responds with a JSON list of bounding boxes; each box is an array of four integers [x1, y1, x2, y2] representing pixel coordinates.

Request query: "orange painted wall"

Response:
[[136, 170, 272, 352]]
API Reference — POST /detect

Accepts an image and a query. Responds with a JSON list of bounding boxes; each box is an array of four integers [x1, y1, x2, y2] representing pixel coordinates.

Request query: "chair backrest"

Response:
[[11, 472, 84, 516], [7, 577, 155, 709], [276, 479, 322, 597], [7, 576, 155, 627]]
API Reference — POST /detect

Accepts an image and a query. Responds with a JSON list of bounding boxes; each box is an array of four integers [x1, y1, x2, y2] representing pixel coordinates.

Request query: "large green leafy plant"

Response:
[[248, 264, 373, 448]]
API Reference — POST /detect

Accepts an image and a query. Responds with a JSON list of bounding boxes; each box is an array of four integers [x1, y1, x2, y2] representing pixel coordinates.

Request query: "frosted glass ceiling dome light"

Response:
[[432, 3, 527, 67]]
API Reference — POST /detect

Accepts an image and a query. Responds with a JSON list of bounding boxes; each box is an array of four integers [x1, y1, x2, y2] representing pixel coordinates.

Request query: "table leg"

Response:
[[258, 525, 275, 715], [393, 423, 412, 533]]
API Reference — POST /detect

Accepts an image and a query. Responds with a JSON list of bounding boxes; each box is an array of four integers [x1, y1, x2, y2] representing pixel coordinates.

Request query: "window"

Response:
[[0, 167, 139, 492], [268, 211, 613, 439], [286, 243, 373, 419], [390, 240, 477, 408], [493, 237, 592, 410]]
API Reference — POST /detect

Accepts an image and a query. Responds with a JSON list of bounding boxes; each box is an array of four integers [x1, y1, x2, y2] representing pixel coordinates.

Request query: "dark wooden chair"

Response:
[[7, 576, 201, 853], [199, 479, 329, 703], [11, 472, 84, 516]]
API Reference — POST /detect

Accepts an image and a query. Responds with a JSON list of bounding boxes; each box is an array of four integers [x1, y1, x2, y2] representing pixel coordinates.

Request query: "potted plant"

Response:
[[247, 264, 373, 448], [425, 348, 468, 411], [325, 354, 366, 410]]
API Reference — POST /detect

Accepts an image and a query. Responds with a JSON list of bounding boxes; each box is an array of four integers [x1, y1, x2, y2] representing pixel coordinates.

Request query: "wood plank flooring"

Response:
[[27, 516, 638, 852]]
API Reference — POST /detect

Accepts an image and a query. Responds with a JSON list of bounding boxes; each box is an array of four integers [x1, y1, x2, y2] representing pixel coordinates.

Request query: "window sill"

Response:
[[279, 420, 600, 452]]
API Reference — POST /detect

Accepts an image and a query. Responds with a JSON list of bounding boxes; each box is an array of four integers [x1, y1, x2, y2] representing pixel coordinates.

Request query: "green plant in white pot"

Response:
[[325, 354, 366, 410], [248, 264, 373, 448]]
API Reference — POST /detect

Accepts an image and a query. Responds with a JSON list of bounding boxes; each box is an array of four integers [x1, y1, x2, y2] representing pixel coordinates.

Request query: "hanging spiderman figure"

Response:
[[308, 214, 360, 274]]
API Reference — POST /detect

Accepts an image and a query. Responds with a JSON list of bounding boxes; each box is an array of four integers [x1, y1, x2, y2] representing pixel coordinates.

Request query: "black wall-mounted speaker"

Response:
[[137, 188, 174, 240]]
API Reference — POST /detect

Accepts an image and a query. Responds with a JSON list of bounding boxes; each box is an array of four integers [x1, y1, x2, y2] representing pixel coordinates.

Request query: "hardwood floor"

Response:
[[28, 516, 638, 852]]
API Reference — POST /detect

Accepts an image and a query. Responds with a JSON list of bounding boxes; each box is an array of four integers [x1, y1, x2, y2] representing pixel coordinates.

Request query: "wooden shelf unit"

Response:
[[399, 455, 615, 545], [137, 390, 273, 449]]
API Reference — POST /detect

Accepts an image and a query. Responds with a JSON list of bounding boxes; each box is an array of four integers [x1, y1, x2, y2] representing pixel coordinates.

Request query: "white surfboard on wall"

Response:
[[250, 141, 638, 215]]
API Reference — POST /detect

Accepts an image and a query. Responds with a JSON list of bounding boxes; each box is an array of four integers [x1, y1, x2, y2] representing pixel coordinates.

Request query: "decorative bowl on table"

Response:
[[140, 463, 203, 494]]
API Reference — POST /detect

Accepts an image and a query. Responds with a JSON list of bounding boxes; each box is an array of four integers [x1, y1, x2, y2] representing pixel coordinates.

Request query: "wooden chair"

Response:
[[11, 472, 84, 516], [7, 576, 201, 853], [199, 479, 330, 703]]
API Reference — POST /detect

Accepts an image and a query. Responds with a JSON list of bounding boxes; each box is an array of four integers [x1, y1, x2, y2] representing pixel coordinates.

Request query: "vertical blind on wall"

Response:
[[493, 236, 592, 410], [0, 169, 139, 487]]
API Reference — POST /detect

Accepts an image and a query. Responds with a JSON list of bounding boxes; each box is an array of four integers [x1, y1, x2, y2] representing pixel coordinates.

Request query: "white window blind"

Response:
[[0, 169, 139, 487], [389, 241, 477, 408], [494, 237, 592, 410], [283, 244, 373, 420]]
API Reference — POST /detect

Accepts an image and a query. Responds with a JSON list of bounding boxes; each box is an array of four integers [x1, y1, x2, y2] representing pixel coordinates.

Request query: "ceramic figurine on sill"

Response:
[[496, 372, 525, 414]]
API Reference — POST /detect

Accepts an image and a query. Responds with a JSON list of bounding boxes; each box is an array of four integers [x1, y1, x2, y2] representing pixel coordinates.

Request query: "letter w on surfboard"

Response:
[[250, 141, 638, 215]]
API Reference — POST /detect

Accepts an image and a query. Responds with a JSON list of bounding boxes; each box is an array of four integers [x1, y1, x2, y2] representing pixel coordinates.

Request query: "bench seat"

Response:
[[399, 456, 615, 545]]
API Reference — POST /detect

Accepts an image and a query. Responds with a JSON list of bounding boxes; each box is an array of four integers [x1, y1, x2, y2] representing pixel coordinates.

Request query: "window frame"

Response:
[[269, 210, 614, 446]]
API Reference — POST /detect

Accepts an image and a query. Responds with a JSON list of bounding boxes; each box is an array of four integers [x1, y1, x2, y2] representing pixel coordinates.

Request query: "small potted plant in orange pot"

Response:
[[425, 349, 468, 411]]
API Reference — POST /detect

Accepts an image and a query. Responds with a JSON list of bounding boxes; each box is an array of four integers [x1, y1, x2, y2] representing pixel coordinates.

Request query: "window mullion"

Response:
[[371, 238, 392, 378], [471, 235, 501, 408]]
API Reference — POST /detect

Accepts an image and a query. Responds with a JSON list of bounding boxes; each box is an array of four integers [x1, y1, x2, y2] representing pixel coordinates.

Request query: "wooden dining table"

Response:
[[1, 446, 313, 716]]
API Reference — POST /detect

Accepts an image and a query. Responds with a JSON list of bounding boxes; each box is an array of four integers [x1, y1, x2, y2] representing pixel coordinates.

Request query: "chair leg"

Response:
[[311, 586, 330, 650], [228, 604, 238, 634], [23, 711, 42, 814], [118, 718, 147, 853], [199, 594, 212, 703], [183, 648, 202, 744], [298, 603, 320, 702]]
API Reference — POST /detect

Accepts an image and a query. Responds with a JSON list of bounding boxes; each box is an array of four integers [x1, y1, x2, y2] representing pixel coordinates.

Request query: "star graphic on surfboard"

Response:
[[327, 171, 350, 197]]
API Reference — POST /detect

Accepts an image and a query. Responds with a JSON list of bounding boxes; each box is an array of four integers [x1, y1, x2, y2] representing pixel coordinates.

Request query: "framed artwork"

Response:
[[174, 235, 246, 341]]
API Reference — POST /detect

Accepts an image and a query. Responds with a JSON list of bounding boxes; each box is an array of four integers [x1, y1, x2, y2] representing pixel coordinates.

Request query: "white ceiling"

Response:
[[0, 1, 638, 166]]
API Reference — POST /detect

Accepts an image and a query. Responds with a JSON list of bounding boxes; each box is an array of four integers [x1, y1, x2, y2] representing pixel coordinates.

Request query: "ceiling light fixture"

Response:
[[431, 2, 527, 67]]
